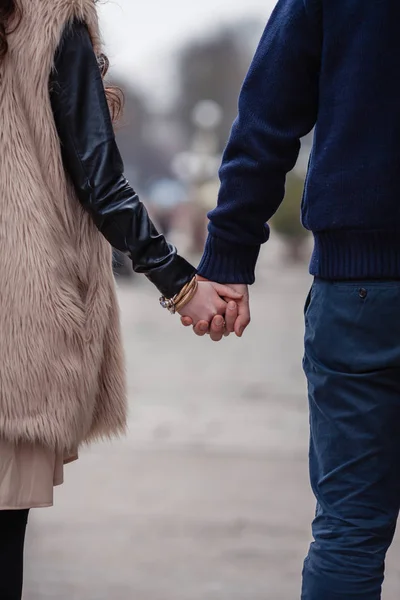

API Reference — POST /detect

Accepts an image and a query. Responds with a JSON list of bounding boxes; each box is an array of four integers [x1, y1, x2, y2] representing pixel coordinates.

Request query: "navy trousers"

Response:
[[302, 279, 400, 599]]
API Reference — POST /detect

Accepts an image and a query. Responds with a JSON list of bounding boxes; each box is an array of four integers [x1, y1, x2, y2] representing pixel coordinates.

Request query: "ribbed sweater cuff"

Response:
[[197, 235, 260, 284]]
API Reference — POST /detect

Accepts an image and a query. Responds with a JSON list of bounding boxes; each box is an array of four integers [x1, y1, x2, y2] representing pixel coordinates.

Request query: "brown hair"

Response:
[[0, 0, 21, 61], [97, 51, 124, 122], [0, 0, 123, 121]]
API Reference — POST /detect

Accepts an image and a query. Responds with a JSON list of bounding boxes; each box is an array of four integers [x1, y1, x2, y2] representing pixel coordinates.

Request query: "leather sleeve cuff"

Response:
[[145, 253, 197, 298]]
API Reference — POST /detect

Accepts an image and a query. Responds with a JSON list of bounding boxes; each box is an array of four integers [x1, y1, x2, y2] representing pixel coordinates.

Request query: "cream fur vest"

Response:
[[0, 0, 127, 450]]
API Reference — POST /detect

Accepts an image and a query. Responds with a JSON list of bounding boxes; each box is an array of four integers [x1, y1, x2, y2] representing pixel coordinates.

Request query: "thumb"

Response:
[[211, 283, 243, 299]]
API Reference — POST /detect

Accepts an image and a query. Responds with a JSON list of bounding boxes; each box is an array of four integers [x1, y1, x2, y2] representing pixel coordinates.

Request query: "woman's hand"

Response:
[[177, 281, 243, 331], [181, 280, 250, 340]]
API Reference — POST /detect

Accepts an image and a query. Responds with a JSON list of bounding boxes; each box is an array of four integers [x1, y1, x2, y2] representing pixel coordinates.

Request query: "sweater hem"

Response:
[[311, 229, 400, 279]]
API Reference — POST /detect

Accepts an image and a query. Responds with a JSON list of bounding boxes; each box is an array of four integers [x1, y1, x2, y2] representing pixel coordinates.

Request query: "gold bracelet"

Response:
[[159, 276, 197, 314], [173, 279, 193, 305], [174, 279, 197, 312], [174, 279, 198, 313]]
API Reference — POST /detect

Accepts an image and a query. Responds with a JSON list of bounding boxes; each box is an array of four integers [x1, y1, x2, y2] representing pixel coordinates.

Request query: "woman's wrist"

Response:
[[159, 275, 198, 314], [145, 253, 196, 298]]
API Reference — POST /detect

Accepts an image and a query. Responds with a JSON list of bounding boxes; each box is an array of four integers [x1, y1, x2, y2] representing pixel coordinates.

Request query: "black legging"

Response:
[[0, 510, 29, 600]]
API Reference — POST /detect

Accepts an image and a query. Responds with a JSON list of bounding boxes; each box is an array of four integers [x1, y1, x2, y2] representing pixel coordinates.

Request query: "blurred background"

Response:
[[23, 1, 400, 599], [103, 0, 313, 275]]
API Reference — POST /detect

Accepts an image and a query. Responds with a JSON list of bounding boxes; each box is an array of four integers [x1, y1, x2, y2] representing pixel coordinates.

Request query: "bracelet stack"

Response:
[[159, 276, 198, 314]]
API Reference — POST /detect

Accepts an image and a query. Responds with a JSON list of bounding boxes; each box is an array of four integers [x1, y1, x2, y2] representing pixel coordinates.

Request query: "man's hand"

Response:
[[181, 278, 250, 341], [224, 283, 250, 337]]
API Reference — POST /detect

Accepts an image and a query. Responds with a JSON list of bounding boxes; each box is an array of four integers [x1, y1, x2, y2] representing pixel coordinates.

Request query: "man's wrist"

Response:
[[197, 235, 259, 285]]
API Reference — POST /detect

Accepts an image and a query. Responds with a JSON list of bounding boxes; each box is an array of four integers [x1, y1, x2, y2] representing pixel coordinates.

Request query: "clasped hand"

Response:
[[178, 276, 250, 342]]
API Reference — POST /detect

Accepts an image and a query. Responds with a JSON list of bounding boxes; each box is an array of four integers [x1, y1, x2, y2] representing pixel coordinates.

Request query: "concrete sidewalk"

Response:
[[23, 244, 400, 599]]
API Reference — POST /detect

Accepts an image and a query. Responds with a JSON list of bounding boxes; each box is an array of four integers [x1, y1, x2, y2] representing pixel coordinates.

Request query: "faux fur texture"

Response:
[[0, 0, 127, 450]]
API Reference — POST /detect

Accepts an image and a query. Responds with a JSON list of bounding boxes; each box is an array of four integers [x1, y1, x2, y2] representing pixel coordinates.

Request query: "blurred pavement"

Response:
[[24, 239, 400, 599]]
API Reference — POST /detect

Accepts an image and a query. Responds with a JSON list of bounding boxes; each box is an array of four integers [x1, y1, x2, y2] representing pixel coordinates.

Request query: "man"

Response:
[[182, 1, 400, 598]]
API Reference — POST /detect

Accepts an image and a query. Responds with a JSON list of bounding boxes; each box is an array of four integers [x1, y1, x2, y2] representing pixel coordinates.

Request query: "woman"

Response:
[[0, 0, 241, 597]]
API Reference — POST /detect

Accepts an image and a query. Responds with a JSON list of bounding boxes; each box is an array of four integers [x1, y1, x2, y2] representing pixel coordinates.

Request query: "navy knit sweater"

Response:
[[198, 0, 400, 283]]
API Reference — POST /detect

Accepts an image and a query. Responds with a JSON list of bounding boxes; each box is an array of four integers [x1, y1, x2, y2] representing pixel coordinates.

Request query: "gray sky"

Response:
[[98, 0, 276, 104]]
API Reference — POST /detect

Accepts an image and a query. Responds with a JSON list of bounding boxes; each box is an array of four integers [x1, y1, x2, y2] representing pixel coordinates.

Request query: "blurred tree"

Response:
[[271, 172, 309, 262], [113, 80, 173, 189], [110, 82, 176, 278], [174, 20, 263, 150]]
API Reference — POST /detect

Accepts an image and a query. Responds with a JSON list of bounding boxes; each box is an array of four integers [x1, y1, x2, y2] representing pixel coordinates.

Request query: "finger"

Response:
[[234, 307, 251, 338], [209, 315, 225, 342], [210, 332, 224, 342], [181, 316, 193, 327], [212, 283, 243, 300], [193, 320, 209, 337], [224, 301, 238, 334], [215, 297, 229, 315]]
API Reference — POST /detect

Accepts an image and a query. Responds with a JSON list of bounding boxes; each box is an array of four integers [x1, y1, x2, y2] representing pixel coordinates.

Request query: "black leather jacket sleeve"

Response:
[[49, 21, 196, 298]]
